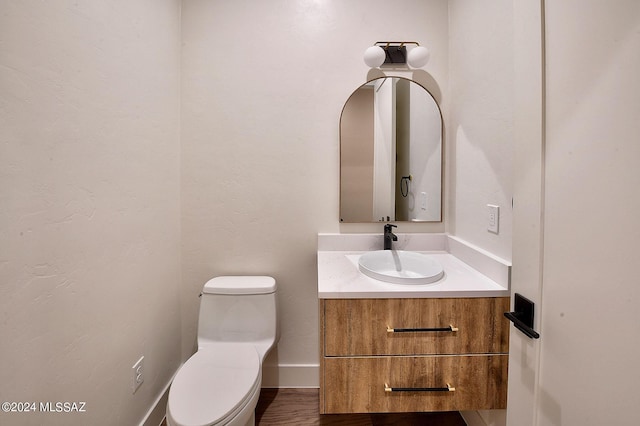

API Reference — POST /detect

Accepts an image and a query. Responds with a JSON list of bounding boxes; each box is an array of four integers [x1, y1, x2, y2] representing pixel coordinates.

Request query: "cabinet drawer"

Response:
[[323, 298, 509, 356], [322, 354, 508, 413]]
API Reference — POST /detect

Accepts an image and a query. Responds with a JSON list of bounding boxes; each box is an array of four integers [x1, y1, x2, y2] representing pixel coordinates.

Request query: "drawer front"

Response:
[[322, 355, 508, 413], [323, 298, 509, 356]]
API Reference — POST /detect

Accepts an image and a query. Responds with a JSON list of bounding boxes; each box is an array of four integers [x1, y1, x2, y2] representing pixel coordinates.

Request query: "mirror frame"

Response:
[[339, 76, 444, 223]]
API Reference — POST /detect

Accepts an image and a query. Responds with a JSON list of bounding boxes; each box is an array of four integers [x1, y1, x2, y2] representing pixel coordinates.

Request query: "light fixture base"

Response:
[[382, 45, 407, 65]]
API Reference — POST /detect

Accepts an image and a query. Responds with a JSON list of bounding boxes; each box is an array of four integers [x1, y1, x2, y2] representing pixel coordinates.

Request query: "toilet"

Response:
[[166, 276, 278, 426]]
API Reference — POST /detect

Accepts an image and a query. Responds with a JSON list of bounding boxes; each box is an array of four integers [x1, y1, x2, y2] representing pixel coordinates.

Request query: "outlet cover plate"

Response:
[[487, 204, 499, 234], [132, 356, 144, 393]]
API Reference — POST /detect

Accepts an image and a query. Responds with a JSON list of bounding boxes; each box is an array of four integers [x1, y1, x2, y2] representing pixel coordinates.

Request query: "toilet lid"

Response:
[[168, 344, 260, 426]]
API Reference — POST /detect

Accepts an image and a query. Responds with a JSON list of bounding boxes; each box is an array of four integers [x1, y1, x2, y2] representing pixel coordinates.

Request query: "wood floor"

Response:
[[162, 388, 467, 425], [256, 388, 467, 426]]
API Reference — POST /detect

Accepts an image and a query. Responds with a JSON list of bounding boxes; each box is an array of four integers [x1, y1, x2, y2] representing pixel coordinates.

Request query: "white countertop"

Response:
[[317, 233, 510, 299]]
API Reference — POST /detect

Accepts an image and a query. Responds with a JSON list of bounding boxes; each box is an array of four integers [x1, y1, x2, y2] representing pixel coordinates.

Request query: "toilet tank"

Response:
[[197, 276, 278, 358]]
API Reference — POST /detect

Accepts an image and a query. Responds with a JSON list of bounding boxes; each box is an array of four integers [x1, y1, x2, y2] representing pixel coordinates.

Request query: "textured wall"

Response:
[[180, 0, 449, 381], [0, 1, 182, 424], [448, 0, 515, 262], [448, 1, 514, 424]]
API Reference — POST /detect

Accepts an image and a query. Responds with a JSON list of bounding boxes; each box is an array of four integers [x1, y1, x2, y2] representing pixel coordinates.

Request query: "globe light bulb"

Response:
[[363, 46, 386, 68], [407, 46, 430, 68]]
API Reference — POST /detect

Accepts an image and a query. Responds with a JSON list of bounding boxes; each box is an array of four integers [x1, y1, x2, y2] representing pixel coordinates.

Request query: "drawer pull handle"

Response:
[[384, 383, 455, 392], [387, 325, 458, 333]]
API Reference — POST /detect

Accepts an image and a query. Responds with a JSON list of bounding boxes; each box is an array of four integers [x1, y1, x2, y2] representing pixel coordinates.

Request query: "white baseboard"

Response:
[[140, 363, 184, 426], [140, 378, 172, 426], [262, 363, 319, 388]]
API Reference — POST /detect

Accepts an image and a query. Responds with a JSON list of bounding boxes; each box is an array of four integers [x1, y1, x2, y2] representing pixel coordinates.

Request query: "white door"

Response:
[[508, 1, 640, 425]]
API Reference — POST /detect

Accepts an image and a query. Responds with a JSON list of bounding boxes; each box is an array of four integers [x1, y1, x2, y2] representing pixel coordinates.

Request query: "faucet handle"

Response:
[[384, 224, 397, 232]]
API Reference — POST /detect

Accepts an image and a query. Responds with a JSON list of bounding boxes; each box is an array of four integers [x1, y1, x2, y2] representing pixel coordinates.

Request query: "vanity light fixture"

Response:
[[363, 41, 430, 68]]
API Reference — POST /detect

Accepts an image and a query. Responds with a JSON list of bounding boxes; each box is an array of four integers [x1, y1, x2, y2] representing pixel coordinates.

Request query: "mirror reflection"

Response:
[[340, 77, 442, 222]]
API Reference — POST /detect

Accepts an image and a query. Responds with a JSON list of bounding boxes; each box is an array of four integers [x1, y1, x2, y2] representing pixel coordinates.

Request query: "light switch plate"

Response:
[[487, 204, 499, 234], [132, 356, 144, 393]]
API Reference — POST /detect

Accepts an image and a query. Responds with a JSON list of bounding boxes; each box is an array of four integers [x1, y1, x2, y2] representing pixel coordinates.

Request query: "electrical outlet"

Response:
[[487, 204, 499, 234], [132, 356, 144, 393]]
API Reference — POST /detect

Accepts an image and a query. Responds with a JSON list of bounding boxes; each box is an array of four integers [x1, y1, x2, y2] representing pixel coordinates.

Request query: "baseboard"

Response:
[[140, 363, 184, 426], [262, 364, 319, 388], [140, 379, 171, 426]]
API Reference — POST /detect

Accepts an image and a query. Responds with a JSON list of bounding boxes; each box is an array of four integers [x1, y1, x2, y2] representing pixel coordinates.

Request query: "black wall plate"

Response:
[[383, 46, 407, 64], [504, 293, 540, 339]]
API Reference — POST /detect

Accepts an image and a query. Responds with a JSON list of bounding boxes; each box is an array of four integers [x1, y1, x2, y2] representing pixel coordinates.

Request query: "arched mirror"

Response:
[[340, 77, 442, 222]]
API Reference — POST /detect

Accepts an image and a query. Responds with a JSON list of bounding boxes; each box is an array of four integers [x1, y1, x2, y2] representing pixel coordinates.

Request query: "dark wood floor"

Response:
[[256, 388, 467, 426], [161, 388, 467, 425]]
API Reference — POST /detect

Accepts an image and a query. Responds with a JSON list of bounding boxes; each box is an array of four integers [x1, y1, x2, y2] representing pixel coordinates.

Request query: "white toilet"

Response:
[[166, 276, 278, 426]]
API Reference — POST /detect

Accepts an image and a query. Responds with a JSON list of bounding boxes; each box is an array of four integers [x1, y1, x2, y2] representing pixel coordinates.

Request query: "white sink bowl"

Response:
[[358, 250, 444, 285]]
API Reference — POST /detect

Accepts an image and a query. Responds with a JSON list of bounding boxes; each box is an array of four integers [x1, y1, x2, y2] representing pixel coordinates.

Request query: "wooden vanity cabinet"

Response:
[[319, 297, 510, 414]]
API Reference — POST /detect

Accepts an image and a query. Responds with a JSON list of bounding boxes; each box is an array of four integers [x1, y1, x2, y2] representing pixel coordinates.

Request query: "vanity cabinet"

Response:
[[319, 297, 510, 413]]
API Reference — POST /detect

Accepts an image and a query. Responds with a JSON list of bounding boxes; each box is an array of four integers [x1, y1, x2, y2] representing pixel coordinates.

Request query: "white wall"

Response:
[[180, 0, 449, 383], [448, 0, 514, 262], [0, 1, 182, 425], [448, 1, 515, 424]]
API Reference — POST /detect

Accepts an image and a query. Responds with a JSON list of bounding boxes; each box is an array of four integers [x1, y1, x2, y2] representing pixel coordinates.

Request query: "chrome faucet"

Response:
[[383, 224, 398, 250]]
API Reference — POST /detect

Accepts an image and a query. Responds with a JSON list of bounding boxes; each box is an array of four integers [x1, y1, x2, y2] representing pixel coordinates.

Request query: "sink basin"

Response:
[[358, 250, 444, 285]]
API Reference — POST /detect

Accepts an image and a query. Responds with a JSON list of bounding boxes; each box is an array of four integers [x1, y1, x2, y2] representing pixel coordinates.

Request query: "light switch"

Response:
[[487, 204, 499, 234]]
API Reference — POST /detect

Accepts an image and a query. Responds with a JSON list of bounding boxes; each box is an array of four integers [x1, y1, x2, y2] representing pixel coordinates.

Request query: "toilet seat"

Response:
[[167, 343, 261, 426]]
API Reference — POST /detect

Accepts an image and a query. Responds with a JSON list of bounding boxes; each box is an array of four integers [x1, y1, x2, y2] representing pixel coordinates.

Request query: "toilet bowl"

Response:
[[166, 276, 278, 426], [167, 344, 261, 426]]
